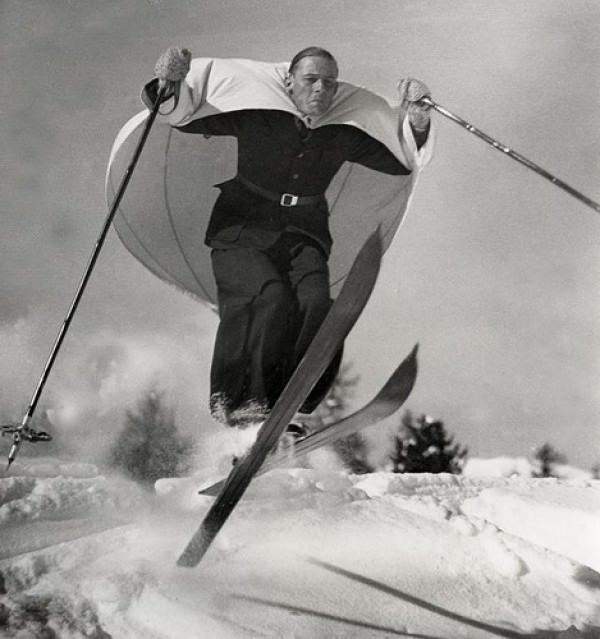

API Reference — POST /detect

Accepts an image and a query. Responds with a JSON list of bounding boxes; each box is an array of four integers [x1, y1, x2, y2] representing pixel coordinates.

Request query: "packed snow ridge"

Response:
[[1, 455, 599, 638]]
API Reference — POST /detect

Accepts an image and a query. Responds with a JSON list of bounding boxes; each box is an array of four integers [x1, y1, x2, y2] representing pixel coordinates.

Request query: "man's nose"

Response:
[[313, 79, 323, 92]]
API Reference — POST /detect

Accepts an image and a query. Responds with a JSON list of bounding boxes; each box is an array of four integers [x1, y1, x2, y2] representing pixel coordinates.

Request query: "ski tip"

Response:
[[407, 342, 419, 368], [198, 479, 224, 496], [403, 343, 419, 384], [351, 226, 384, 266], [366, 225, 384, 256]]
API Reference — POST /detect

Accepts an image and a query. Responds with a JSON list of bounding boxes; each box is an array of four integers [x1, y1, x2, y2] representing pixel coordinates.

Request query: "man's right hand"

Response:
[[154, 47, 192, 87]]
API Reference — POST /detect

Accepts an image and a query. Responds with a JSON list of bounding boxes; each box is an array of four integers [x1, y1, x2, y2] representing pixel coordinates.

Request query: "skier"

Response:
[[143, 46, 433, 432]]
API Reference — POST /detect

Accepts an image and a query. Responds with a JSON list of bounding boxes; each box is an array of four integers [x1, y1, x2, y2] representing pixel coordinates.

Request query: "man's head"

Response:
[[285, 47, 339, 117]]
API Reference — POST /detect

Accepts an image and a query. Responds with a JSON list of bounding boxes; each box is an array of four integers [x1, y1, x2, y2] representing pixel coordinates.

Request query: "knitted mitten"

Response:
[[154, 46, 191, 83]]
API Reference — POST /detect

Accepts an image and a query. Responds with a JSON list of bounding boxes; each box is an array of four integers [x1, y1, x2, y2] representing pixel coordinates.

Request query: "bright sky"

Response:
[[1, 0, 599, 467]]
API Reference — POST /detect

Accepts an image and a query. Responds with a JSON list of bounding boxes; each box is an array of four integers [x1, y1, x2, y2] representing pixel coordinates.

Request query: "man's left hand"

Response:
[[397, 78, 431, 131]]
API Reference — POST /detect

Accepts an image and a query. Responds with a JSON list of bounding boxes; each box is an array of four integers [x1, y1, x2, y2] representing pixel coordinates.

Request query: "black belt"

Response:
[[237, 174, 324, 207]]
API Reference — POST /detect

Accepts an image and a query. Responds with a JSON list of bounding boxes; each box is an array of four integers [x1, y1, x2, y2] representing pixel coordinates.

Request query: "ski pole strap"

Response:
[[421, 97, 600, 214], [236, 174, 325, 207]]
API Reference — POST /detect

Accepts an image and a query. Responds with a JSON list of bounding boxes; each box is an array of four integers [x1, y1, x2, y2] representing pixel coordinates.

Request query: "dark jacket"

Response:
[[177, 109, 414, 255]]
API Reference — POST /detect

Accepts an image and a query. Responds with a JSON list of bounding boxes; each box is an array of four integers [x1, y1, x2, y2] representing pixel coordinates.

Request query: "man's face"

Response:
[[286, 56, 338, 117]]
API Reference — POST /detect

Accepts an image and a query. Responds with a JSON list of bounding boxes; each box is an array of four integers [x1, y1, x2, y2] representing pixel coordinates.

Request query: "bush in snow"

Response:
[[108, 389, 192, 487], [532, 442, 567, 478], [310, 364, 374, 474], [389, 411, 468, 474], [331, 431, 373, 474]]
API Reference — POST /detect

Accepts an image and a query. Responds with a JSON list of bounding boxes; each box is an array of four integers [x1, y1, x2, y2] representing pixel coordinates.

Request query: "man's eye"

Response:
[[305, 77, 335, 88]]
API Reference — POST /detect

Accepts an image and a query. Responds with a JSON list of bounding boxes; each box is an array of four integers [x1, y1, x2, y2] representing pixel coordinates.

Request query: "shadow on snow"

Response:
[[230, 557, 600, 639]]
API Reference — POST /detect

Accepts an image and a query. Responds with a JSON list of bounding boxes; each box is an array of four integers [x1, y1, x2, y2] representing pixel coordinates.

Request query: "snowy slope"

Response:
[[1, 456, 599, 638]]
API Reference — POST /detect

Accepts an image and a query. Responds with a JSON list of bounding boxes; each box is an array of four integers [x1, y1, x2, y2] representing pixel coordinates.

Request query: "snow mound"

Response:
[[0, 460, 145, 527], [462, 480, 600, 572], [463, 456, 595, 480], [0, 458, 599, 638], [464, 455, 536, 478]]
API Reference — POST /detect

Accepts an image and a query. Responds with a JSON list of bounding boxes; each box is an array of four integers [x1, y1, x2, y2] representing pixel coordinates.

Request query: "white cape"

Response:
[[106, 58, 433, 309]]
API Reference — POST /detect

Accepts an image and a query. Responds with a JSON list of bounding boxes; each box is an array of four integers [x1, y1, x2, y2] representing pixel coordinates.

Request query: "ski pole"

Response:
[[420, 96, 600, 214], [2, 85, 168, 471]]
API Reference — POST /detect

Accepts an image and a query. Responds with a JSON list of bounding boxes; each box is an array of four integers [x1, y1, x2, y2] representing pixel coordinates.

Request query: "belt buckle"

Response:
[[280, 193, 299, 207]]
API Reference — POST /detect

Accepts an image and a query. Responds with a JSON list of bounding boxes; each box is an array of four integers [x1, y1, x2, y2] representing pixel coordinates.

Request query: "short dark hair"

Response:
[[289, 47, 338, 75]]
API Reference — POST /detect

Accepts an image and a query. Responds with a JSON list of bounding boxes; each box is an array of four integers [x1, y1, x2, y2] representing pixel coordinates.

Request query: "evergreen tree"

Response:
[[109, 389, 192, 486], [532, 442, 567, 478], [390, 411, 468, 474]]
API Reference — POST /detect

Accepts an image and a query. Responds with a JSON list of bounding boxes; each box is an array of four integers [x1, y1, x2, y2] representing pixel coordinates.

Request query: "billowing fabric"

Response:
[[106, 57, 433, 309]]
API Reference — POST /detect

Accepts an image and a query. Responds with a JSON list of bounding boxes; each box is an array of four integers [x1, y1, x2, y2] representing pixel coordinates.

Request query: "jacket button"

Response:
[[292, 173, 299, 179]]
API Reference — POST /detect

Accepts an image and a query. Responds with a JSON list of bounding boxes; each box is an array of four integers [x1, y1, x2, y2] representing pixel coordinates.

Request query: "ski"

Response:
[[198, 344, 419, 497], [176, 228, 384, 567]]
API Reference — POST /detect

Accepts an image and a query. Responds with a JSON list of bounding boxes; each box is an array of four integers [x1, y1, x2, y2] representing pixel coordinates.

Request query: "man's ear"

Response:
[[284, 73, 293, 92]]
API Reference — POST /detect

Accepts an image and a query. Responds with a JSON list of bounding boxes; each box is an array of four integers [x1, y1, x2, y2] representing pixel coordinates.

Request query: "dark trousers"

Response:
[[209, 234, 342, 426]]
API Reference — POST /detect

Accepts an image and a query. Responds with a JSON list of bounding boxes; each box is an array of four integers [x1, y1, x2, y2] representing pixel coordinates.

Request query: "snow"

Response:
[[463, 456, 537, 479], [462, 483, 600, 573], [1, 456, 599, 638]]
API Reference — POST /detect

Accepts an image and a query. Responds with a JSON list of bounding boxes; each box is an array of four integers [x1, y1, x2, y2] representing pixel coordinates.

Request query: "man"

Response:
[[143, 46, 432, 431]]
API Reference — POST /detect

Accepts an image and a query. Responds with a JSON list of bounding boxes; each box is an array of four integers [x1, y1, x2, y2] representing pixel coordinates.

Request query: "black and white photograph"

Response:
[[1, 1, 599, 636]]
